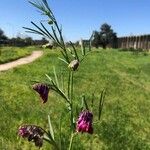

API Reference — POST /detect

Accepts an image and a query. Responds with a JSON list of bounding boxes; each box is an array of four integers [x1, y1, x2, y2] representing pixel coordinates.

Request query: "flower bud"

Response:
[[32, 83, 49, 103], [68, 60, 79, 71], [48, 20, 53, 25]]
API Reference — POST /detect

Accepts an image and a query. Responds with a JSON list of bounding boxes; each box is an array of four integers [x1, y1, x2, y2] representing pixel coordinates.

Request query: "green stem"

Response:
[[70, 71, 74, 132], [68, 71, 71, 99], [68, 133, 75, 150], [54, 21, 70, 62], [70, 71, 73, 101]]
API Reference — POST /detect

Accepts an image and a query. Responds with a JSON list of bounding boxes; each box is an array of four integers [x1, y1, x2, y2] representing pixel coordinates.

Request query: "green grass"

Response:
[[0, 46, 40, 64], [0, 48, 150, 149]]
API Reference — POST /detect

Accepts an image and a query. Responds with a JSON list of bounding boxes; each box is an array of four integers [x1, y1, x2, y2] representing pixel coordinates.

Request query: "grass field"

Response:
[[0, 46, 40, 64], [0, 47, 150, 149]]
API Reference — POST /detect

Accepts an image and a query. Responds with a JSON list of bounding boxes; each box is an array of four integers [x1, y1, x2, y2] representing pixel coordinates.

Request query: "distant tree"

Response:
[[91, 31, 100, 48], [0, 28, 8, 44], [24, 37, 33, 45], [99, 23, 117, 49], [91, 23, 117, 49], [74, 41, 79, 47], [41, 37, 48, 44]]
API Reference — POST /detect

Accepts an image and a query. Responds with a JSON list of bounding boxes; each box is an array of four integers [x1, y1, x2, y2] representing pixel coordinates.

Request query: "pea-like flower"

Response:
[[33, 83, 49, 103], [76, 110, 93, 134], [68, 60, 79, 71], [18, 125, 45, 148]]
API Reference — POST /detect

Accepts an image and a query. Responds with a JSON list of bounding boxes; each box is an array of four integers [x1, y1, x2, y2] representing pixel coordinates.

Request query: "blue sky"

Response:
[[0, 0, 150, 41]]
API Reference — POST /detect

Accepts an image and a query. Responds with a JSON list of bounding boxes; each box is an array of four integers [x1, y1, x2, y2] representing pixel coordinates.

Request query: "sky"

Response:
[[0, 0, 150, 42]]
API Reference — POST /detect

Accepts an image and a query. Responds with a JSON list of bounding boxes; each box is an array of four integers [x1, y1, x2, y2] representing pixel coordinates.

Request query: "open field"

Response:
[[0, 46, 40, 64], [0, 48, 150, 149]]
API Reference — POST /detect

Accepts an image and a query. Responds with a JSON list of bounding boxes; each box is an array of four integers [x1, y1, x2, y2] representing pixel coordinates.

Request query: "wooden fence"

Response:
[[117, 34, 150, 50]]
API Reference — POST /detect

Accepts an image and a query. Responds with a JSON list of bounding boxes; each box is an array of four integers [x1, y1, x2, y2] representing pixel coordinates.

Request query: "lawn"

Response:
[[0, 46, 40, 64], [0, 48, 150, 149]]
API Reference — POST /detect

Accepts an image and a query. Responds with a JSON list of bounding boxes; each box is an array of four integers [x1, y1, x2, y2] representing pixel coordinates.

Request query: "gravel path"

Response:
[[0, 51, 43, 72]]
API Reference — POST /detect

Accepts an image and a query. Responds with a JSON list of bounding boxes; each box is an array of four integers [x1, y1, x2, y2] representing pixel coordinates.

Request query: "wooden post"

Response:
[[134, 36, 137, 49], [128, 36, 131, 48], [118, 37, 122, 49], [133, 36, 136, 48], [124, 37, 126, 48], [132, 36, 136, 49], [126, 36, 129, 49], [145, 35, 148, 50], [138, 36, 141, 49], [122, 37, 125, 48], [140, 35, 143, 49], [140, 36, 143, 49], [142, 35, 145, 50], [148, 35, 150, 50]]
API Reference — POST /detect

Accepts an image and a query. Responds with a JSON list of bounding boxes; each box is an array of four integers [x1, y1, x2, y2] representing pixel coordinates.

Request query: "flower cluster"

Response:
[[33, 83, 49, 103], [76, 110, 93, 134], [18, 0, 98, 149], [18, 125, 45, 148]]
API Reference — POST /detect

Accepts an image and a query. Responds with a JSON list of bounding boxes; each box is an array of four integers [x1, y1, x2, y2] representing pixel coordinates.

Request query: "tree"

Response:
[[91, 31, 100, 48], [0, 28, 8, 44], [91, 23, 117, 49], [99, 23, 117, 49], [25, 37, 33, 45]]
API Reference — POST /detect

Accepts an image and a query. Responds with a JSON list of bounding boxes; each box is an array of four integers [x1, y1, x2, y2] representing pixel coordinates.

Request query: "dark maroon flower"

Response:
[[33, 83, 49, 103], [76, 110, 93, 134], [68, 60, 79, 71], [18, 125, 45, 148]]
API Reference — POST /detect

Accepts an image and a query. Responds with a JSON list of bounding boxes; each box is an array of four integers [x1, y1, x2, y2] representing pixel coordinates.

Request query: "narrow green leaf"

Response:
[[98, 89, 106, 120], [53, 67, 59, 88], [43, 134, 53, 144], [88, 33, 93, 51], [46, 76, 70, 104], [42, 0, 52, 13], [48, 115, 55, 140], [23, 27, 44, 35], [69, 41, 79, 60], [40, 22, 55, 41], [80, 97, 84, 111], [91, 93, 94, 111], [29, 1, 44, 11], [45, 74, 53, 82], [51, 26, 60, 44], [58, 57, 69, 64], [31, 21, 51, 38], [67, 48, 76, 59], [82, 95, 89, 110], [81, 40, 86, 56], [59, 113, 63, 150], [59, 50, 69, 63]]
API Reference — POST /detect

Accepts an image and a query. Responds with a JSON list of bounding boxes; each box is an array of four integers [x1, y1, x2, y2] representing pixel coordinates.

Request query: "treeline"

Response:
[[0, 28, 48, 47]]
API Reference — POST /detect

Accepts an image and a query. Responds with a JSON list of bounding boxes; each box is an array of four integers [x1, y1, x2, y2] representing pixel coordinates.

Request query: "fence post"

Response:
[[148, 35, 150, 50], [134, 36, 137, 49], [137, 36, 140, 49], [145, 35, 148, 50]]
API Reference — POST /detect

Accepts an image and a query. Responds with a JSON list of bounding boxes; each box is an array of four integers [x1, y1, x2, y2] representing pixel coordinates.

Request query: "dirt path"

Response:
[[0, 51, 43, 72]]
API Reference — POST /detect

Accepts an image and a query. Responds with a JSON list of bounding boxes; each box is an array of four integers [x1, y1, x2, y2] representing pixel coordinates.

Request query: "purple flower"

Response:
[[18, 125, 44, 148], [33, 83, 49, 103], [76, 110, 93, 134], [68, 60, 79, 71]]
